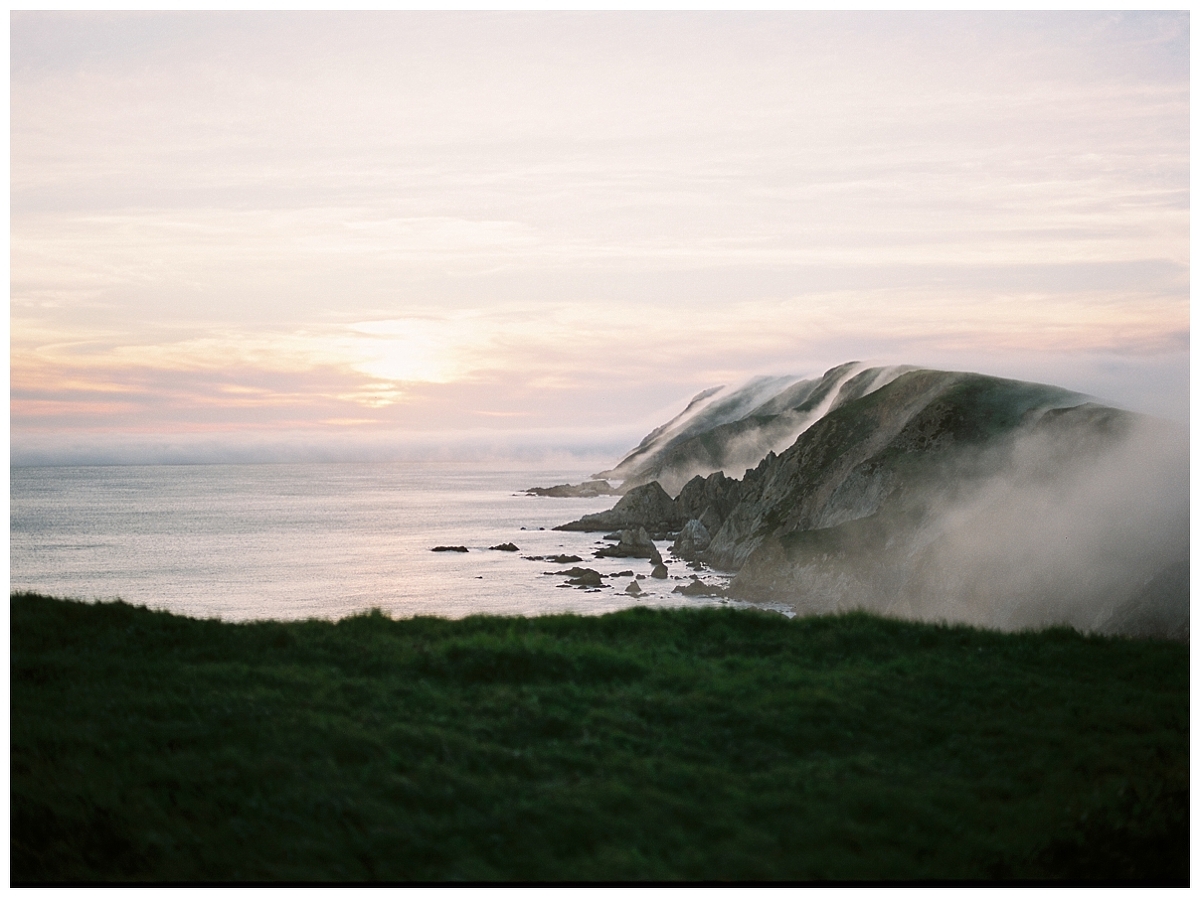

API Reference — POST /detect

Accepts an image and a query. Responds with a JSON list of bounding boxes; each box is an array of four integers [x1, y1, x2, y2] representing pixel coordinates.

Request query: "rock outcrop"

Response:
[[524, 480, 620, 498], [672, 519, 712, 560], [594, 527, 663, 565], [554, 482, 683, 534], [568, 569, 603, 588], [673, 578, 725, 597]]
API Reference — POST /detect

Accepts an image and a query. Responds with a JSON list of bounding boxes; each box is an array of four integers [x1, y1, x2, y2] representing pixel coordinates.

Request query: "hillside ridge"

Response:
[[552, 364, 1188, 639]]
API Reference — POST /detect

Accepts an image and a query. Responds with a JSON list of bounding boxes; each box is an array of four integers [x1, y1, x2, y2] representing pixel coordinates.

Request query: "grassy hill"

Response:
[[11, 592, 1188, 883]]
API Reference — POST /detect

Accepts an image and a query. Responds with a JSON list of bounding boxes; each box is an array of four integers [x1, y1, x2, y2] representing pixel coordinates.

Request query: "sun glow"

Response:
[[9, 12, 1189, 456], [343, 318, 475, 388]]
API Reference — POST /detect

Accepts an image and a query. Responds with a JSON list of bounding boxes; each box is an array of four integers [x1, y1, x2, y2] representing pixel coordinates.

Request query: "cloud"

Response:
[[10, 12, 1189, 456]]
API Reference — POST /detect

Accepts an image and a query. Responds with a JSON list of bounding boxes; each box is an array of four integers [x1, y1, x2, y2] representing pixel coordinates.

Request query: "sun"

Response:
[[344, 318, 473, 388]]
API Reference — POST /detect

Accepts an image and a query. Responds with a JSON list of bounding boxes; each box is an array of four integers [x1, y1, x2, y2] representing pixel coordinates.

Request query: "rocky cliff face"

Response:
[[595, 362, 916, 495], [553, 480, 684, 535], [556, 365, 1189, 638]]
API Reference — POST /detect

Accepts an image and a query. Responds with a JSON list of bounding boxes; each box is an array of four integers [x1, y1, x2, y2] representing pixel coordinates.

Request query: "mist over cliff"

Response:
[[557, 364, 1189, 639], [729, 403, 1187, 635], [595, 362, 918, 495]]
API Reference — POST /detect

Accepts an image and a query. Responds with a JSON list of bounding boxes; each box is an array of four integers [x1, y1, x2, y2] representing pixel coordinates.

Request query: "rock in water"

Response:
[[625, 580, 643, 596], [673, 578, 725, 597], [555, 482, 684, 533], [650, 563, 669, 579], [431, 545, 469, 553], [525, 480, 619, 498], [550, 567, 598, 578], [488, 542, 519, 552], [568, 569, 603, 588], [594, 527, 662, 564]]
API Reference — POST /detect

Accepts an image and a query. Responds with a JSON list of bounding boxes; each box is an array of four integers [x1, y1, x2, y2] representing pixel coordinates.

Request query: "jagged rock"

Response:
[[594, 527, 663, 564], [673, 578, 725, 597], [431, 545, 469, 553], [625, 580, 643, 596], [549, 567, 596, 578], [650, 563, 668, 579], [698, 507, 723, 537], [672, 518, 712, 560], [525, 480, 620, 498], [676, 472, 741, 534], [567, 569, 603, 587], [555, 482, 684, 533], [489, 542, 519, 552]]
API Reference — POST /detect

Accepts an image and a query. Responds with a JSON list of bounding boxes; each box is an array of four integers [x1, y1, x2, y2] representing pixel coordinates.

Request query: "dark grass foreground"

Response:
[[11, 592, 1188, 884]]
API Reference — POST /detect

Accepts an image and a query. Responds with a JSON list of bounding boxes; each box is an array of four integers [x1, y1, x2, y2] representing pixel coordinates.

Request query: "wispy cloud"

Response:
[[10, 12, 1189, 459]]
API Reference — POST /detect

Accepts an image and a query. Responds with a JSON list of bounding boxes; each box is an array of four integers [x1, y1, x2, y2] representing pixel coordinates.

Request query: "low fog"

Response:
[[885, 412, 1189, 634], [8, 428, 644, 470]]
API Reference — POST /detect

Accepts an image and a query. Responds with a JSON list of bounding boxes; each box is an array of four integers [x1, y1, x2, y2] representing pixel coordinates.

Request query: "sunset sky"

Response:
[[11, 11, 1189, 465]]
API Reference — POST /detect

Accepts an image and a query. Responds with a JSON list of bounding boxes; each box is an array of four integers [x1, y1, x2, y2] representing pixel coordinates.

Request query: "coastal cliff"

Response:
[[555, 365, 1189, 638]]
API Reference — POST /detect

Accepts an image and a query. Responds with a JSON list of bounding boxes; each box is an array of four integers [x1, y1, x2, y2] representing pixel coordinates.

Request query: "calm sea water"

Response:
[[10, 462, 738, 621]]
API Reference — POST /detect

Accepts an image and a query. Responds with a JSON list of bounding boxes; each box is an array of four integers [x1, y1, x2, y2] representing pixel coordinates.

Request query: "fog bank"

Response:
[[9, 427, 645, 469]]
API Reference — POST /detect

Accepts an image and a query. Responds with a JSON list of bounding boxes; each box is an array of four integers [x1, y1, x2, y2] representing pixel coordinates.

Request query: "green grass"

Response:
[[11, 591, 1188, 883]]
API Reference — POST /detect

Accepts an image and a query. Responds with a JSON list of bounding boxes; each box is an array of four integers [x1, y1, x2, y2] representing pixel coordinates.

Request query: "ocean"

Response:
[[9, 462, 738, 621]]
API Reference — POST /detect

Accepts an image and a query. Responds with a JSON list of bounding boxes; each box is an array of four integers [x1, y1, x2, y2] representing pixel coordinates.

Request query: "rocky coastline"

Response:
[[533, 364, 1189, 639]]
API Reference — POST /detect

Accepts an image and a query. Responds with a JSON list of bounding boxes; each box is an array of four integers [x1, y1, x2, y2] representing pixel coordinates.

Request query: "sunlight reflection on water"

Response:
[[10, 462, 736, 621]]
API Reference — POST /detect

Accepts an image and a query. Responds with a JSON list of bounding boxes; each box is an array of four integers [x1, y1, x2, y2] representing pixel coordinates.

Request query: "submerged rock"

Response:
[[431, 546, 469, 553]]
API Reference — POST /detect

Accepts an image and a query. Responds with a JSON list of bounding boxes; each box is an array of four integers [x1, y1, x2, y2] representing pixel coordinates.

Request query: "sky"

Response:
[[10, 11, 1190, 466]]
